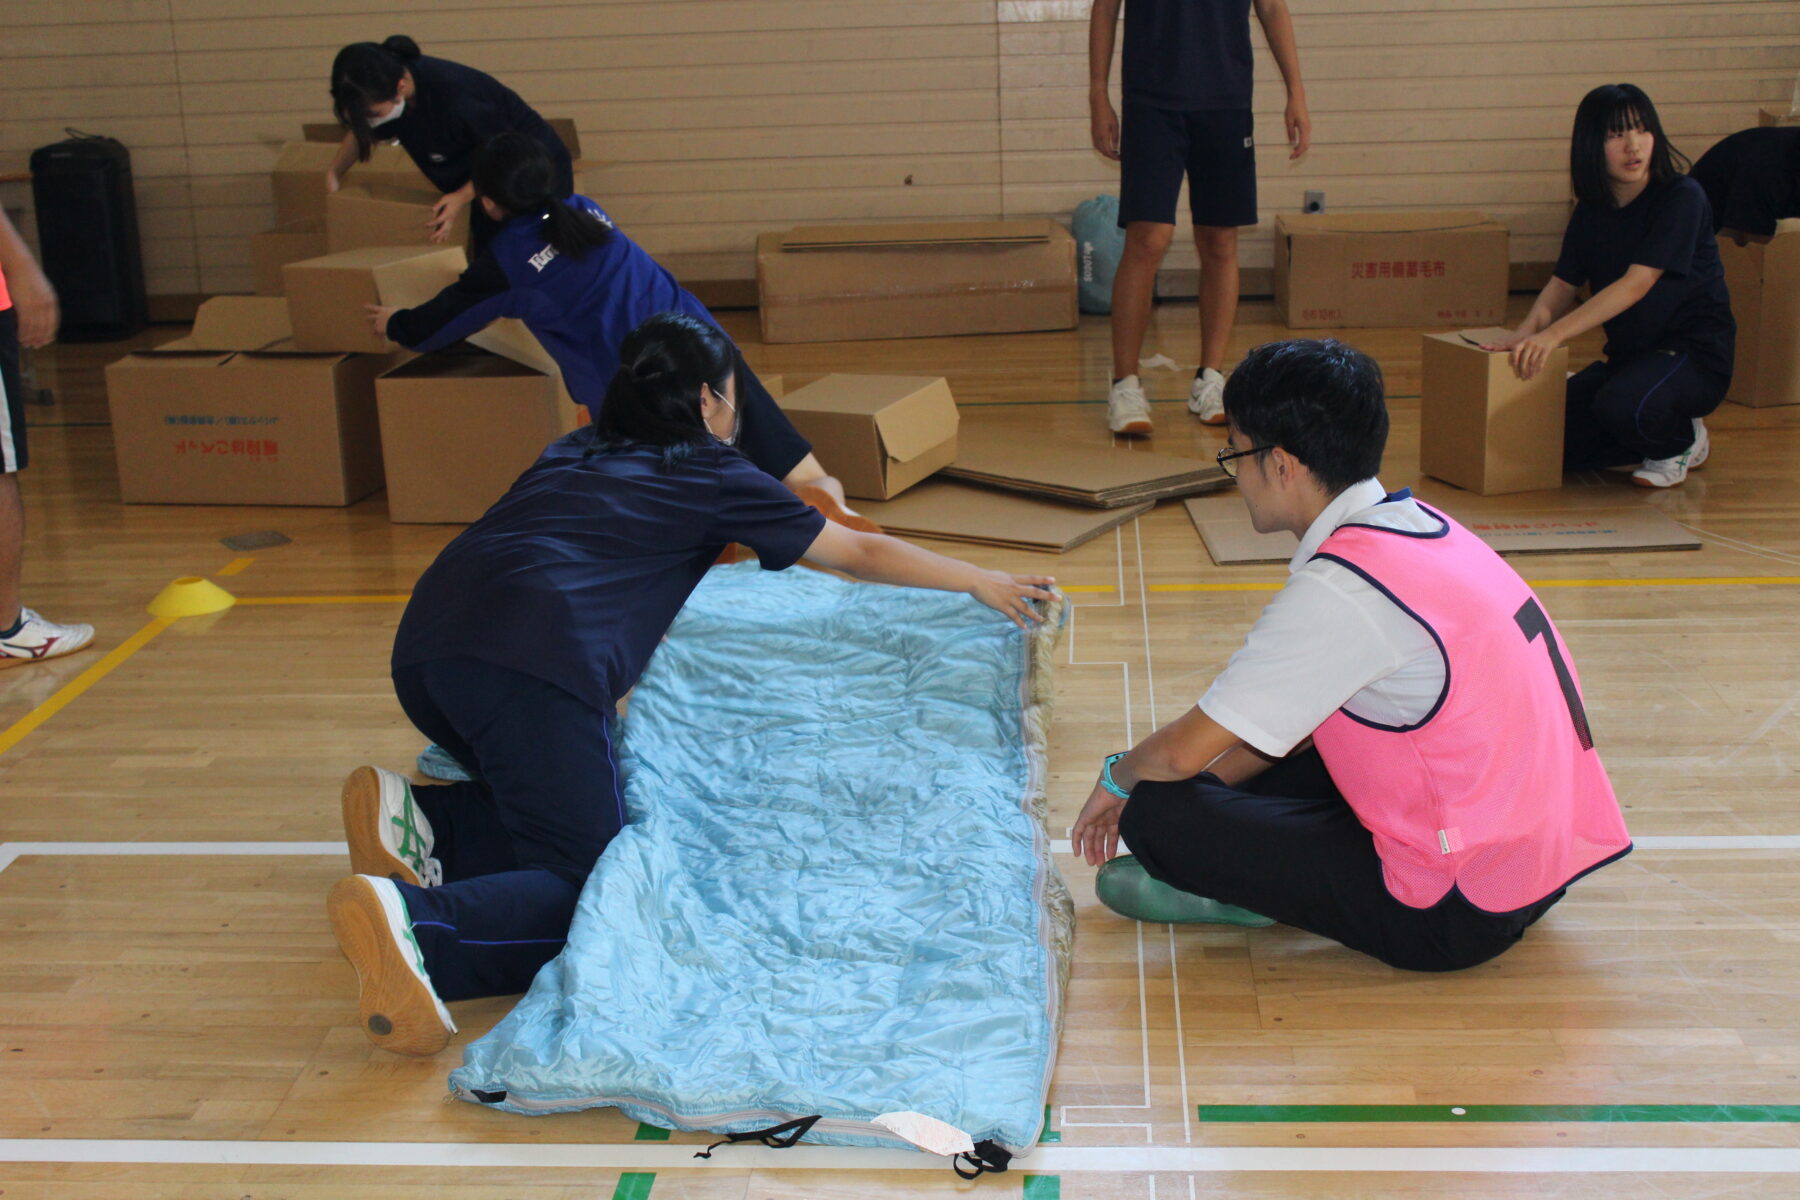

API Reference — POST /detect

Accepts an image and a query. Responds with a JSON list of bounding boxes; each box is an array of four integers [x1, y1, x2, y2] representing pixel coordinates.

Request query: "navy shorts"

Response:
[[1118, 105, 1257, 229], [0, 308, 27, 474]]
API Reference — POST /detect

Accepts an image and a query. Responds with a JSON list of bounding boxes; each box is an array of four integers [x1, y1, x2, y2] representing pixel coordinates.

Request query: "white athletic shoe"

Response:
[[341, 765, 443, 887], [1107, 375, 1153, 436], [1187, 368, 1227, 425], [327, 874, 456, 1057], [1632, 419, 1709, 489], [0, 607, 95, 669]]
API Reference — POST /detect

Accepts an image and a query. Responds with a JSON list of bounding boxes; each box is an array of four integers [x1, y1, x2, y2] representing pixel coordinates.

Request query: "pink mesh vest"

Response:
[[1310, 504, 1630, 912]]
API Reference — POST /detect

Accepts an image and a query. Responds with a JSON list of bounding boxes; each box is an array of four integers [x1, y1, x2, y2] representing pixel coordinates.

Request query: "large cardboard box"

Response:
[[105, 298, 392, 506], [756, 220, 1077, 344], [283, 245, 469, 354], [377, 351, 581, 523], [775, 374, 958, 501], [326, 184, 466, 253], [1419, 327, 1568, 495], [250, 217, 328, 296], [1720, 223, 1800, 408], [303, 120, 582, 159], [1274, 211, 1509, 328], [1759, 108, 1800, 128]]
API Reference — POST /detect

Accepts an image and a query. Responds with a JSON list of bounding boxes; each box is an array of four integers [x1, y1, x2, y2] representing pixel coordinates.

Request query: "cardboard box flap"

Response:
[[160, 297, 293, 352], [874, 386, 959, 463], [1279, 210, 1500, 235], [778, 220, 1054, 251]]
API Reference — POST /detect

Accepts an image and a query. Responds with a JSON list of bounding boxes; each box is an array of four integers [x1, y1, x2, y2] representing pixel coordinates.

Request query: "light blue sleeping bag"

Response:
[[450, 563, 1073, 1155]]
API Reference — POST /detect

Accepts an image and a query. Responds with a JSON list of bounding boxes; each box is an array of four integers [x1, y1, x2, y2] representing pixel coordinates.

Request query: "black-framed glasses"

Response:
[[1216, 445, 1273, 479]]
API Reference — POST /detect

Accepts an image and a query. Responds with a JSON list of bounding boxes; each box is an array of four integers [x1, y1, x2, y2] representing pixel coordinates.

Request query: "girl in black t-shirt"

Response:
[[1487, 83, 1734, 489], [325, 36, 573, 251]]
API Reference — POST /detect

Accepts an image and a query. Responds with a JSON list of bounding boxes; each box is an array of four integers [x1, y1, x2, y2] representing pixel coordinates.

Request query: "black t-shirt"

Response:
[[392, 433, 827, 712], [1122, 0, 1255, 111], [1552, 175, 1736, 379], [1689, 127, 1800, 238], [379, 56, 570, 194]]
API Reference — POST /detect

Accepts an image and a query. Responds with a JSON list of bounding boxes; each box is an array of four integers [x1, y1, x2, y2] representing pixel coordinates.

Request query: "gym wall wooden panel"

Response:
[[2, 1, 1795, 299]]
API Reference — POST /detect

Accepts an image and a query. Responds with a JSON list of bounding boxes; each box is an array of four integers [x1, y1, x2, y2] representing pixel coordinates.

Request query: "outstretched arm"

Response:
[[800, 521, 1055, 629]]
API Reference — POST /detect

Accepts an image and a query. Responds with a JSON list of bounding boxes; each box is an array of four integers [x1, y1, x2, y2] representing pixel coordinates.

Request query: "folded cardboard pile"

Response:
[[857, 481, 1151, 554], [942, 423, 1230, 508], [1184, 493, 1702, 565]]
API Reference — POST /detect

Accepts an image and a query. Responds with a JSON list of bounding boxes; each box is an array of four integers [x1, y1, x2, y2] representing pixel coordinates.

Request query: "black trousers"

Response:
[[391, 657, 623, 1001], [1563, 351, 1728, 470], [1116, 750, 1564, 972]]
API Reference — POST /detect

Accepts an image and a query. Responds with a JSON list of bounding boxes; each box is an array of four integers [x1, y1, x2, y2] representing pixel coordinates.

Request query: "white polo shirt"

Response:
[[1198, 478, 1449, 757]]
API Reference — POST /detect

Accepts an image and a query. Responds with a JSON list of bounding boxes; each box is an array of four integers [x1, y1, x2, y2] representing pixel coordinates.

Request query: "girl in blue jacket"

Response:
[[371, 134, 848, 506]]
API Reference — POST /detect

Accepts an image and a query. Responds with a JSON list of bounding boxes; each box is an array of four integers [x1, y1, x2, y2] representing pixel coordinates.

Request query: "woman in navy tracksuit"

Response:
[[326, 36, 572, 251], [370, 133, 847, 503]]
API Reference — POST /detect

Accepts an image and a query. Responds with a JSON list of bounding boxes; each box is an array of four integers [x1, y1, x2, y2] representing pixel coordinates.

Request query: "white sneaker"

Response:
[[1187, 368, 1227, 425], [1631, 419, 1709, 489], [327, 874, 456, 1057], [341, 766, 443, 887], [1107, 375, 1153, 436], [0, 607, 95, 669]]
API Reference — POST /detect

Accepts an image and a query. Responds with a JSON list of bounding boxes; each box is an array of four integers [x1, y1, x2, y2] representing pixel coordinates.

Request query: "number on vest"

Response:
[[1513, 597, 1594, 751]]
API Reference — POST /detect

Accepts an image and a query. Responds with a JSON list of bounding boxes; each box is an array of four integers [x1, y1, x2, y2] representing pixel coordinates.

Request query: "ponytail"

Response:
[[472, 132, 611, 258], [329, 36, 421, 161], [591, 313, 735, 465]]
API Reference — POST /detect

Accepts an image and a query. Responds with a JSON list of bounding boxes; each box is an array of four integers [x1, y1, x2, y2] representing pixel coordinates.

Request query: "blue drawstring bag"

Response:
[[1072, 194, 1125, 313]]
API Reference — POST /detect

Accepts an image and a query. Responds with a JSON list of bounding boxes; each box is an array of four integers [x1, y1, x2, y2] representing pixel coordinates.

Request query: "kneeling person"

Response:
[[1071, 339, 1631, 972]]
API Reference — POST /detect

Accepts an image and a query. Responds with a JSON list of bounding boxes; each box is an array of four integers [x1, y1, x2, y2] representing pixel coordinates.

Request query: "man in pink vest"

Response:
[[1071, 339, 1631, 971]]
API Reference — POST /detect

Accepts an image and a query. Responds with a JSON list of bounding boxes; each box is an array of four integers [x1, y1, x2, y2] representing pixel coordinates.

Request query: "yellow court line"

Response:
[[234, 595, 412, 606], [217, 557, 255, 577], [1150, 576, 1800, 593], [0, 618, 177, 757]]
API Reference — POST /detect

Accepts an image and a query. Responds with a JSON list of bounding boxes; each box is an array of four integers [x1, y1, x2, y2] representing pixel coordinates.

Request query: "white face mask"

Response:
[[368, 96, 405, 127]]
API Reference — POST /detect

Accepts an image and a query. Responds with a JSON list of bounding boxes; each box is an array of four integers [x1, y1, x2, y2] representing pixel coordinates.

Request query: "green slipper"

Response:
[[1095, 855, 1275, 927]]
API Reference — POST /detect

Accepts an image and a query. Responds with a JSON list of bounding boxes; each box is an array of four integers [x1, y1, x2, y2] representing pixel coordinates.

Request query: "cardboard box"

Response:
[[1720, 224, 1800, 408], [1419, 328, 1568, 495], [326, 184, 466, 253], [271, 141, 342, 225], [377, 351, 581, 523], [774, 374, 958, 501], [304, 120, 582, 159], [283, 245, 469, 354], [858, 481, 1151, 553], [756, 220, 1077, 344], [1274, 211, 1509, 328], [1759, 107, 1800, 128], [105, 297, 391, 506], [1185, 493, 1700, 565], [250, 218, 328, 296]]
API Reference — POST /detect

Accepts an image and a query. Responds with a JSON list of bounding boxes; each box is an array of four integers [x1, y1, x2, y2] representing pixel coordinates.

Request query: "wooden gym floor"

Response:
[[3, 300, 1800, 1198]]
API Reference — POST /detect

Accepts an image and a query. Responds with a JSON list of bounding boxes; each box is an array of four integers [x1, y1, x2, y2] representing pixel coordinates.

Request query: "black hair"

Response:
[[591, 312, 735, 465], [1221, 339, 1387, 495], [472, 133, 613, 259], [1569, 83, 1689, 208], [330, 35, 421, 161]]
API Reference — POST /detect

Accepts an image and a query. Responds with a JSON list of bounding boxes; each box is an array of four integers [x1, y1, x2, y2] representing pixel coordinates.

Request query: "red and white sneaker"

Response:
[[0, 607, 95, 669]]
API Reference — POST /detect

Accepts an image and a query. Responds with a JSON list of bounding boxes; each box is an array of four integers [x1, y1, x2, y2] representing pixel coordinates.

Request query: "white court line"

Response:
[[0, 1139, 1797, 1174], [1, 837, 1795, 877]]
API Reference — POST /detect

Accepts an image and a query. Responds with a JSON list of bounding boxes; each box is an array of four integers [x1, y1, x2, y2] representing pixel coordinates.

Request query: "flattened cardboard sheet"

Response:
[[943, 424, 1230, 508], [778, 220, 1054, 251], [1184, 494, 1703, 565], [857, 481, 1152, 553]]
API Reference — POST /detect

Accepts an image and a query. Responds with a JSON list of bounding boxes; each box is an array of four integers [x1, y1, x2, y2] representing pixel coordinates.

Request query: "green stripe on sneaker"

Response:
[[633, 1123, 670, 1141], [1198, 1104, 1800, 1123], [612, 1172, 655, 1200]]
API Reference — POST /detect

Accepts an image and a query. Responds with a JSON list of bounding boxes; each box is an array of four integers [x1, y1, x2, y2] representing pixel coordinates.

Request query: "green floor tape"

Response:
[[1040, 1103, 1061, 1143], [613, 1172, 655, 1200], [1199, 1104, 1800, 1123], [1023, 1175, 1061, 1200], [632, 1123, 670, 1141]]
